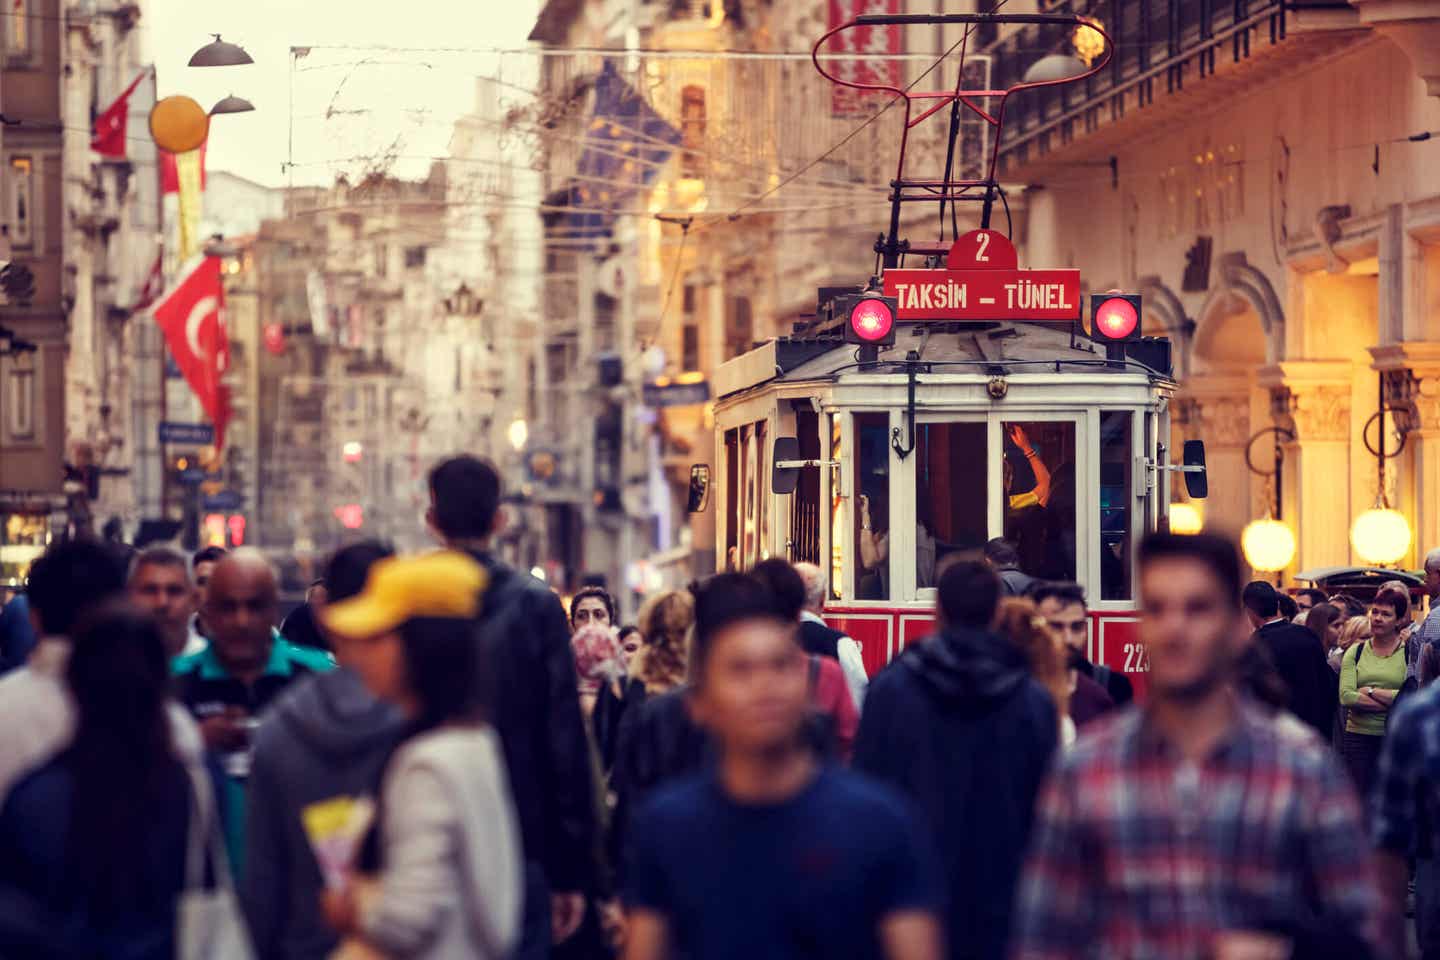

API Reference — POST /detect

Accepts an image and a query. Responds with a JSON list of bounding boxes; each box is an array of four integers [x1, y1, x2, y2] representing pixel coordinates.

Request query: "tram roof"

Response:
[[714, 321, 1174, 400]]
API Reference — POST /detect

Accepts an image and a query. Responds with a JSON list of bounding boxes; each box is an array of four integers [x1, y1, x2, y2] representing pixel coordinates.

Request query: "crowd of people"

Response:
[[1, 452, 1439, 959]]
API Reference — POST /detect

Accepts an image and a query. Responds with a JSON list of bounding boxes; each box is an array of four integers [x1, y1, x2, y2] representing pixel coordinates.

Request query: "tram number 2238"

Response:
[[1122, 642, 1150, 674]]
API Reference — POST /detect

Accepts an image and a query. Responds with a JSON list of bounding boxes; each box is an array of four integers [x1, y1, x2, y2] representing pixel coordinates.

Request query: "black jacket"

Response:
[[799, 618, 844, 661], [467, 550, 598, 894], [854, 628, 1058, 960], [1254, 619, 1335, 741]]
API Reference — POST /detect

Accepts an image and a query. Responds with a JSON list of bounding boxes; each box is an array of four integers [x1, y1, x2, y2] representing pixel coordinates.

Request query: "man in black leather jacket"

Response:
[[427, 456, 597, 959]]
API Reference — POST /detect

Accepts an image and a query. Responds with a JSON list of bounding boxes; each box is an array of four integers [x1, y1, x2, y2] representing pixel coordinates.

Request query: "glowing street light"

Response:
[[508, 417, 528, 452]]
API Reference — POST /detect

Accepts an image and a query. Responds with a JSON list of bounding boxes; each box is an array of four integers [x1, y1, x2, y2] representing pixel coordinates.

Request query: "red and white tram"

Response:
[[702, 11, 1209, 698]]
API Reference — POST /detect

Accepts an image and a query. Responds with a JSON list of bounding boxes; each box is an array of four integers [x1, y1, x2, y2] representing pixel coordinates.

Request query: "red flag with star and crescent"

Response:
[[90, 71, 147, 158], [151, 256, 232, 451]]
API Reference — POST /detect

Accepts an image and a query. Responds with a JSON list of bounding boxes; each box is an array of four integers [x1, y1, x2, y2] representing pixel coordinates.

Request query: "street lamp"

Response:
[[1169, 501, 1203, 535], [1242, 517, 1296, 574], [209, 94, 255, 116], [1351, 378, 1414, 565], [507, 417, 528, 452], [189, 35, 254, 68]]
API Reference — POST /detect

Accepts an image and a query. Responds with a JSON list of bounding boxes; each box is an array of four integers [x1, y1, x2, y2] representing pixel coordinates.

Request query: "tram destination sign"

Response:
[[881, 227, 1081, 323], [882, 268, 1081, 322]]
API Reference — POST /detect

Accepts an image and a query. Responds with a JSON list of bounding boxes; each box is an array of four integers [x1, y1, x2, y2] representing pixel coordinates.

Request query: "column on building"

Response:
[[1178, 374, 1251, 538], [1259, 361, 1354, 572]]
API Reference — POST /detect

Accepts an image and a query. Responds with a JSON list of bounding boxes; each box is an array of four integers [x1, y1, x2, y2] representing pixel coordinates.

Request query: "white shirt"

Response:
[[0, 637, 202, 802], [802, 610, 868, 711]]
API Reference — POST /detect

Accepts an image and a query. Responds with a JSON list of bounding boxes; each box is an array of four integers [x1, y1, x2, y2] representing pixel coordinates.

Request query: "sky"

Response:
[[143, 0, 543, 188]]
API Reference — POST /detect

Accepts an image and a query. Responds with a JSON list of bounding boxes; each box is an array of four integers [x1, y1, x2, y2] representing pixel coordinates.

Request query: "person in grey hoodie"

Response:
[[242, 540, 401, 960]]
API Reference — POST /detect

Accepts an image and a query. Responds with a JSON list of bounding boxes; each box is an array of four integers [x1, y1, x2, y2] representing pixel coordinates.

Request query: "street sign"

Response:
[[178, 466, 208, 485], [881, 228, 1081, 323], [159, 421, 214, 445], [203, 489, 243, 511], [642, 380, 710, 407]]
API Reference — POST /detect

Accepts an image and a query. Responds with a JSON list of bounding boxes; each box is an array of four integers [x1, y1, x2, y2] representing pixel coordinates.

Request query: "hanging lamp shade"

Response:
[[1351, 505, 1411, 565], [189, 35, 253, 68], [1241, 516, 1296, 573], [1022, 53, 1087, 84], [210, 95, 255, 116]]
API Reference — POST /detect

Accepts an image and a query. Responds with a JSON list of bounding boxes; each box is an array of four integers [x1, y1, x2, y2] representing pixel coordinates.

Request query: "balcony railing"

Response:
[[989, 0, 1354, 172]]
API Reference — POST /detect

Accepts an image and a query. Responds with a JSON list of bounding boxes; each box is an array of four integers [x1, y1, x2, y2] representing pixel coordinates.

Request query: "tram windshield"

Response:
[[1000, 420, 1076, 584]]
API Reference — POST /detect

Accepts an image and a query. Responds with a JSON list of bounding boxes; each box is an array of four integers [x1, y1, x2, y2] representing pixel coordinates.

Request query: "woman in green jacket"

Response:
[[1339, 584, 1412, 800]]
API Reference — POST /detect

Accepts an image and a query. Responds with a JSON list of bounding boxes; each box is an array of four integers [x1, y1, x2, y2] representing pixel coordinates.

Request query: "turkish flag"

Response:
[[90, 71, 147, 158], [160, 141, 207, 194], [151, 256, 232, 451]]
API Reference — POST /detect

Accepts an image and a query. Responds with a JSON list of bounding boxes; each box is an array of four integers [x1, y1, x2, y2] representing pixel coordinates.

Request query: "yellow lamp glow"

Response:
[[1169, 502, 1203, 535], [507, 417, 528, 452], [1350, 506, 1411, 565], [1241, 517, 1296, 573]]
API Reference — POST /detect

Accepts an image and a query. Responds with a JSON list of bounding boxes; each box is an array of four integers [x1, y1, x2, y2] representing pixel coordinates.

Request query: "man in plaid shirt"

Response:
[[1374, 675, 1440, 958], [1012, 532, 1387, 960]]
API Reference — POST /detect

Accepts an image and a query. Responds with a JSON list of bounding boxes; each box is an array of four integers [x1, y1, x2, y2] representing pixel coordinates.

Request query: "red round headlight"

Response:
[[1095, 297, 1138, 340], [850, 298, 894, 343]]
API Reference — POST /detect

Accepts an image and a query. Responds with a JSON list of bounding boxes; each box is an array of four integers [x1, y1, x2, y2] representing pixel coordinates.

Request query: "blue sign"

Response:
[[159, 422, 215, 445], [178, 467, 208, 486], [642, 380, 710, 408], [203, 489, 244, 511]]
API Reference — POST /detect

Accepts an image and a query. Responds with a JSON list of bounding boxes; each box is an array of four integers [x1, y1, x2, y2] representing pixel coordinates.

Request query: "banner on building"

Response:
[[306, 270, 330, 337], [826, 0, 904, 117], [150, 256, 232, 451], [91, 70, 149, 158], [174, 150, 205, 261], [161, 141, 208, 194]]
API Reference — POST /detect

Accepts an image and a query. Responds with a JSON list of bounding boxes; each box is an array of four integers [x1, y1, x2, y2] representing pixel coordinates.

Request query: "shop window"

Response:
[[854, 412, 890, 600], [1099, 411, 1134, 600], [9, 157, 34, 249], [1001, 420, 1077, 582], [915, 421, 988, 589]]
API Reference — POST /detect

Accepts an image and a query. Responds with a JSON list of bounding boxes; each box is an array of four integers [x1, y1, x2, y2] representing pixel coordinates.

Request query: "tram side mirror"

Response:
[[772, 437, 801, 495], [687, 464, 711, 513], [1183, 440, 1208, 499]]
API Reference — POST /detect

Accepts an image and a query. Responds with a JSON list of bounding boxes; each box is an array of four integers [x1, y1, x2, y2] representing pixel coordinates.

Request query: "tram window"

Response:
[[790, 409, 821, 565], [855, 412, 890, 600], [1100, 411, 1133, 600], [724, 428, 739, 570], [1001, 421, 1076, 582], [741, 424, 759, 567], [755, 419, 769, 562], [916, 422, 988, 588]]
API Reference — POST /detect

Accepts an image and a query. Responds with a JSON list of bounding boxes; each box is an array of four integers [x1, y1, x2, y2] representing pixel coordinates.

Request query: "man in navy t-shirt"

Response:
[[622, 572, 943, 960]]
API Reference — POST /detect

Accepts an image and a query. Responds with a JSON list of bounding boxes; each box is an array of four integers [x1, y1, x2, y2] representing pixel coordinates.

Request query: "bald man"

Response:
[[174, 550, 333, 762], [172, 550, 333, 876]]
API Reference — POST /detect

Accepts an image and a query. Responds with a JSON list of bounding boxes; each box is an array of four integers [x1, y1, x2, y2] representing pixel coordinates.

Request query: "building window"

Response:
[[404, 245, 427, 269], [6, 0, 28, 56], [9, 157, 34, 249], [682, 284, 699, 371], [681, 86, 706, 179], [374, 243, 388, 278], [724, 294, 753, 360], [4, 350, 37, 443]]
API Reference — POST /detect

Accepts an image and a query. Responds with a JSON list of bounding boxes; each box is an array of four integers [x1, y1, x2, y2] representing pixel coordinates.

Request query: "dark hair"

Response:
[[27, 539, 127, 636], [324, 540, 396, 604], [1330, 593, 1367, 619], [983, 538, 1021, 568], [192, 545, 228, 567], [570, 585, 616, 626], [1235, 640, 1289, 711], [618, 625, 640, 643], [1372, 585, 1411, 621], [1029, 580, 1087, 610], [280, 603, 327, 652], [129, 544, 190, 584], [428, 455, 502, 540], [749, 558, 806, 623], [1277, 592, 1299, 621], [1296, 588, 1328, 608], [63, 601, 184, 917], [1139, 532, 1242, 607], [1242, 580, 1280, 619], [401, 616, 483, 731], [691, 573, 790, 671], [1305, 603, 1343, 647], [937, 561, 1001, 629]]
